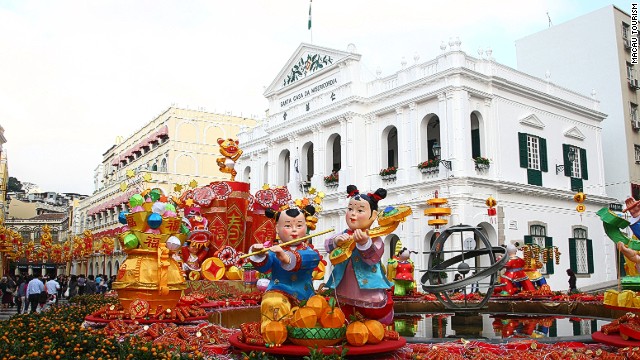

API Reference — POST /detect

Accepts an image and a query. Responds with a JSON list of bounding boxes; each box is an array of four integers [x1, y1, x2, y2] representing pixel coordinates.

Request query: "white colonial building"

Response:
[[237, 42, 617, 292]]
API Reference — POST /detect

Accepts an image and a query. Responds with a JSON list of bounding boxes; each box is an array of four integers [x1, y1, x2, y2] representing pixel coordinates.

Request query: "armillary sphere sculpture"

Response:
[[421, 224, 507, 310]]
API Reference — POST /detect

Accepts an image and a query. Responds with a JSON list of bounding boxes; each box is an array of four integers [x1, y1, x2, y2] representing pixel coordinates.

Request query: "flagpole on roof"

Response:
[[308, 0, 312, 44]]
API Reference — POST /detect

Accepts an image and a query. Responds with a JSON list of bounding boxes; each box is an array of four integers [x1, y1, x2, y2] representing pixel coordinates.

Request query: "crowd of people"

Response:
[[0, 273, 117, 314]]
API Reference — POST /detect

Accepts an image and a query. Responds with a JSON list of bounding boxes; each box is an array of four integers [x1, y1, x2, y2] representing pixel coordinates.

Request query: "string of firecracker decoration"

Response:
[[522, 244, 561, 267]]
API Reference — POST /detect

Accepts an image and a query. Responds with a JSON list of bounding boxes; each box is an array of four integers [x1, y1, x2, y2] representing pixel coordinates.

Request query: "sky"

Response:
[[0, 0, 633, 195]]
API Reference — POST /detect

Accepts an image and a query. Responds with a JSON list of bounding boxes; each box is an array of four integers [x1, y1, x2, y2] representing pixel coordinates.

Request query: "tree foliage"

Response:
[[7, 176, 22, 192]]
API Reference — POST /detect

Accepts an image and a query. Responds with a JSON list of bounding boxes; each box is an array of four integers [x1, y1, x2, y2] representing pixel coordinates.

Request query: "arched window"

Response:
[[420, 115, 440, 161], [243, 166, 251, 183], [160, 158, 167, 172], [382, 126, 398, 168], [263, 162, 269, 185], [389, 236, 400, 257], [151, 163, 158, 171], [278, 149, 290, 185], [301, 142, 314, 183], [326, 134, 342, 173], [470, 112, 482, 159]]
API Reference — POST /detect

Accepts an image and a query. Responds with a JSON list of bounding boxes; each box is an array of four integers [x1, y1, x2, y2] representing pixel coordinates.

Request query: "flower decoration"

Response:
[[417, 159, 440, 169], [379, 166, 398, 176], [324, 171, 339, 184], [474, 156, 491, 165]]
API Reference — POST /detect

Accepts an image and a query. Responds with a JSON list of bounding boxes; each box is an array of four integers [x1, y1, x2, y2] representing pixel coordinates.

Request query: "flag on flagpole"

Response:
[[308, 0, 312, 30]]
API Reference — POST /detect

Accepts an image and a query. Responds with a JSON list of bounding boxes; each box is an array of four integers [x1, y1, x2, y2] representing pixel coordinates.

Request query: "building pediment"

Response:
[[264, 43, 360, 97], [519, 114, 545, 129], [563, 126, 586, 141]]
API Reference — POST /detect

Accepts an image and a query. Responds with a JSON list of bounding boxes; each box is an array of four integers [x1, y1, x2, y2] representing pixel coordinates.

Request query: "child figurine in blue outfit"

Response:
[[249, 204, 321, 325]]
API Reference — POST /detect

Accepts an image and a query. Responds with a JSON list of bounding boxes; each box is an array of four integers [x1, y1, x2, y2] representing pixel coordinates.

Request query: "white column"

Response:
[[339, 118, 348, 188], [396, 106, 408, 182], [408, 102, 418, 170], [364, 115, 377, 191], [266, 140, 275, 186], [287, 135, 298, 193], [312, 125, 325, 189]]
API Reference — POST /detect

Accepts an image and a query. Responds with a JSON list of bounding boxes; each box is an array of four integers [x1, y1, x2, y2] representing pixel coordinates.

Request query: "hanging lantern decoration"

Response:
[[424, 190, 451, 229], [574, 192, 586, 213]]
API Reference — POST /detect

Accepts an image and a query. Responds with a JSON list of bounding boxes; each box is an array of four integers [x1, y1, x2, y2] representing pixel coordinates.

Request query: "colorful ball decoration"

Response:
[[123, 233, 139, 250], [118, 211, 129, 225], [151, 202, 166, 215], [129, 194, 144, 208], [166, 236, 181, 251], [164, 203, 176, 214], [147, 213, 163, 229], [149, 188, 162, 202]]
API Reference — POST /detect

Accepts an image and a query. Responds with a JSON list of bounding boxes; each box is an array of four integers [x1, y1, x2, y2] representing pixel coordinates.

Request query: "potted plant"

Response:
[[474, 156, 491, 170], [417, 159, 440, 174], [324, 171, 339, 187], [379, 166, 398, 180]]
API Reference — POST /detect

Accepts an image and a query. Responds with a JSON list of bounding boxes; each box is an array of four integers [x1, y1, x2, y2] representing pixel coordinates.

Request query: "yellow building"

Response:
[[75, 106, 258, 277]]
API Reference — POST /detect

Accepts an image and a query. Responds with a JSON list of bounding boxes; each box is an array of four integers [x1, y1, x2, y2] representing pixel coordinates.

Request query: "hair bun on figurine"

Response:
[[345, 185, 387, 212]]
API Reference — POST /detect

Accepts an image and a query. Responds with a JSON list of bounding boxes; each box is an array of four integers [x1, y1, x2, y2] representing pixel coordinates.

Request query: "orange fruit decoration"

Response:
[[319, 298, 345, 329], [364, 319, 385, 344], [292, 306, 318, 328], [261, 309, 288, 347], [346, 320, 369, 346], [306, 294, 328, 317]]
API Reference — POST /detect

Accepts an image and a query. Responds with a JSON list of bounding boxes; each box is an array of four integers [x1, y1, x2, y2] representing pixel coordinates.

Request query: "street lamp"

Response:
[[432, 141, 452, 170], [555, 147, 576, 175]]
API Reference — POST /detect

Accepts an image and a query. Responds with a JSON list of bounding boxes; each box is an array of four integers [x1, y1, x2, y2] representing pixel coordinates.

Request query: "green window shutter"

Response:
[[549, 320, 557, 337], [518, 133, 528, 168], [539, 137, 548, 172], [580, 148, 588, 180], [568, 238, 577, 273], [563, 144, 572, 177], [527, 169, 543, 186], [471, 129, 480, 159], [524, 235, 532, 245], [571, 177, 583, 192], [572, 320, 581, 336], [545, 236, 554, 274], [591, 319, 598, 334], [587, 239, 594, 274]]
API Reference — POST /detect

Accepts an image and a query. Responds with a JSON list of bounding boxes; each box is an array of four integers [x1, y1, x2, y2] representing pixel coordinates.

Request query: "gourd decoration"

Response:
[[319, 298, 346, 329], [306, 294, 329, 318], [364, 319, 385, 344], [262, 308, 288, 347], [346, 319, 369, 346], [291, 305, 318, 328]]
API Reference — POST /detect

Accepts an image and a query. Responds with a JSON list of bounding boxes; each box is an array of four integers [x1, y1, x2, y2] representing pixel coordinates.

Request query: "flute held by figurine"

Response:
[[240, 228, 335, 259]]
